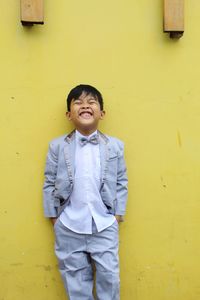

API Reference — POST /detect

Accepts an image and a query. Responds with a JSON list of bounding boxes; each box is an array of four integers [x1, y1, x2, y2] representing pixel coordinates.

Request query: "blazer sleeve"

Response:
[[43, 142, 58, 217], [115, 142, 128, 216]]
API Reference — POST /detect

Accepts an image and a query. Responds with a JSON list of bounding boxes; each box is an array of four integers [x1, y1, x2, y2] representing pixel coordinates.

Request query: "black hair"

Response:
[[66, 84, 104, 111]]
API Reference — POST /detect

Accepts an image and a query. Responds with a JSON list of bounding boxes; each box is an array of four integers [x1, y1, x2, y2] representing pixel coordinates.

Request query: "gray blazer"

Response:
[[43, 130, 128, 218]]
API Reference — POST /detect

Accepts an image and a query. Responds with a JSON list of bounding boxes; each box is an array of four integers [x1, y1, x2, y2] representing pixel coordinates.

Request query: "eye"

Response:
[[73, 99, 82, 105], [89, 99, 98, 105]]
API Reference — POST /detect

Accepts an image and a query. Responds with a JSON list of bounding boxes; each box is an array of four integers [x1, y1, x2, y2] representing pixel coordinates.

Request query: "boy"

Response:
[[43, 84, 128, 300]]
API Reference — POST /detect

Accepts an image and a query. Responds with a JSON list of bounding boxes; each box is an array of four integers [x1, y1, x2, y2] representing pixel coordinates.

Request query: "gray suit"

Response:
[[43, 130, 128, 300], [43, 130, 128, 218]]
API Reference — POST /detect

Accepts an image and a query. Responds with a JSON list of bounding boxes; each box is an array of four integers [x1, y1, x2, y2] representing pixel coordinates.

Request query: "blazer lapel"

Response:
[[98, 131, 110, 184], [64, 130, 76, 183]]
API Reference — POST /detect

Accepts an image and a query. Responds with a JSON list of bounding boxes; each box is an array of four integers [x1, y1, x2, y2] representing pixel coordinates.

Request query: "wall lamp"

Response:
[[164, 0, 184, 38], [21, 0, 44, 26]]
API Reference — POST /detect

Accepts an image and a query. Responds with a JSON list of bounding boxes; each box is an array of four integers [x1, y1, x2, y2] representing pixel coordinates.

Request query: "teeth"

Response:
[[80, 112, 92, 118], [80, 112, 92, 116]]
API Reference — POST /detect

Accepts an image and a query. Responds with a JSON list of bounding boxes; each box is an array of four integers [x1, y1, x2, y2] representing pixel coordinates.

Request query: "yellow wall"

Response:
[[1, 1, 200, 299]]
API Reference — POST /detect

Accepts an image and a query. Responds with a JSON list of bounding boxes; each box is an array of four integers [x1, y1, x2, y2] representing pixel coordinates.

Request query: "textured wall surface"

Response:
[[1, 1, 200, 299]]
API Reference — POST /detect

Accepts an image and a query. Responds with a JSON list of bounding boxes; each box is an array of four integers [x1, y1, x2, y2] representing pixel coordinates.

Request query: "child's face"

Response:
[[66, 92, 105, 135]]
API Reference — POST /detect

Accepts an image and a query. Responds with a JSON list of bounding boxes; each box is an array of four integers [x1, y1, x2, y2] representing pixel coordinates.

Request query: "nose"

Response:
[[81, 102, 90, 109]]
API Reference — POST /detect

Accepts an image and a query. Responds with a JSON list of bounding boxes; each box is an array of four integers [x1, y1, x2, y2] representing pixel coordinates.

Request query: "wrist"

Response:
[[50, 217, 57, 225], [115, 215, 124, 223]]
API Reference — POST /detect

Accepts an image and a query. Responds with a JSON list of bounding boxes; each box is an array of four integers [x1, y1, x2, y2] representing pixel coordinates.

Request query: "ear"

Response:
[[66, 111, 71, 121], [100, 110, 105, 120]]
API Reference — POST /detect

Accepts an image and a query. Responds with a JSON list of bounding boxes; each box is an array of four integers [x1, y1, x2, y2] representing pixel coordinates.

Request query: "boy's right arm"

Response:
[[43, 142, 58, 219]]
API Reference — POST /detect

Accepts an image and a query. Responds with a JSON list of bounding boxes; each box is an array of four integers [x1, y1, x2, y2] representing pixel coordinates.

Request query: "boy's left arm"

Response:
[[115, 142, 128, 222]]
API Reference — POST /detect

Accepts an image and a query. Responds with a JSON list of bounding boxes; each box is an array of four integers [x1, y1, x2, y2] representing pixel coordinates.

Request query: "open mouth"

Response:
[[79, 111, 93, 118]]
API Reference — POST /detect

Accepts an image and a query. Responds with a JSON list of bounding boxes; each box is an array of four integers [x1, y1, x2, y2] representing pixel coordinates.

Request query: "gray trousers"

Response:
[[54, 219, 120, 300]]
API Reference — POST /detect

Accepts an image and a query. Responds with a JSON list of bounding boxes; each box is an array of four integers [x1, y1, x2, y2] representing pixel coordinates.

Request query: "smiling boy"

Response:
[[43, 84, 128, 300]]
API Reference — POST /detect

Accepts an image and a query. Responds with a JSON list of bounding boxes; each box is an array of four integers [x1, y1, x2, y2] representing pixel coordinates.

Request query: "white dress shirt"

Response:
[[59, 130, 115, 234]]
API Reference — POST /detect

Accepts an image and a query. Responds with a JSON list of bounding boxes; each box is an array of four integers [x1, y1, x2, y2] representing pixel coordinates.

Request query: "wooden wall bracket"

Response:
[[164, 0, 184, 38], [21, 0, 44, 26]]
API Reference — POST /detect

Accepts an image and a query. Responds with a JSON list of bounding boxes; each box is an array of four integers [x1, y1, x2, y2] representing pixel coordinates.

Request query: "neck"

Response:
[[76, 128, 98, 136]]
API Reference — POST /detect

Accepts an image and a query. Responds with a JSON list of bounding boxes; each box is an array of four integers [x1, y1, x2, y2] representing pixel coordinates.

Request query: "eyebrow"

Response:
[[75, 97, 97, 101]]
